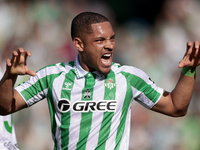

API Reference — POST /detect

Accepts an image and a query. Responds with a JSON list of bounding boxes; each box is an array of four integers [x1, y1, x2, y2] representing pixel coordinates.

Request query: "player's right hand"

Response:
[[6, 47, 36, 76]]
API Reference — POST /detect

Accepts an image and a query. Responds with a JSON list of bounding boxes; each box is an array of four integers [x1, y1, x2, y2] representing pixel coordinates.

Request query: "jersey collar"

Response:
[[74, 55, 105, 79], [74, 55, 88, 78]]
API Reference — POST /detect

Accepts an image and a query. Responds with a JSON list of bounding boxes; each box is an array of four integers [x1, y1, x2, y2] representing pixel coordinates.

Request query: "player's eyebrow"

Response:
[[94, 37, 105, 42], [110, 34, 115, 39], [96, 34, 115, 40]]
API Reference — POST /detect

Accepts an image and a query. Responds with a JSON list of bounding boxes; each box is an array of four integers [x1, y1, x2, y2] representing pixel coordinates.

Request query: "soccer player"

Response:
[[0, 12, 199, 150], [0, 68, 19, 150]]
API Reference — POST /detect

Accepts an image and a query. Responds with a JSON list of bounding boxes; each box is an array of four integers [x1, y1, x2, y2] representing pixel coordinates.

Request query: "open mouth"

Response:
[[102, 53, 111, 59], [101, 53, 112, 65]]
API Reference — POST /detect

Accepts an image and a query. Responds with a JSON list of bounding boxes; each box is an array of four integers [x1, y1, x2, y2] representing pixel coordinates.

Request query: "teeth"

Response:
[[103, 54, 111, 57]]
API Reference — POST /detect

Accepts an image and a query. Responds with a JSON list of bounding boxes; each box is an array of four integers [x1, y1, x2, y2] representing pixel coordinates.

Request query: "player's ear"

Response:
[[73, 37, 84, 52]]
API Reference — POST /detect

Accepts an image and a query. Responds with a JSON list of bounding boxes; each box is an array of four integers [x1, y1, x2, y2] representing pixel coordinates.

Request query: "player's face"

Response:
[[80, 21, 115, 75]]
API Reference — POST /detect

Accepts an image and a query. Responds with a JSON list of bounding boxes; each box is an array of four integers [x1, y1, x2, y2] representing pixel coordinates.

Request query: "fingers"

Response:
[[190, 41, 199, 60], [6, 59, 12, 66], [27, 70, 36, 76], [187, 41, 193, 50], [6, 47, 33, 76], [179, 40, 200, 68], [178, 42, 193, 68], [185, 41, 194, 59], [178, 60, 185, 68], [193, 41, 200, 66], [10, 47, 31, 65]]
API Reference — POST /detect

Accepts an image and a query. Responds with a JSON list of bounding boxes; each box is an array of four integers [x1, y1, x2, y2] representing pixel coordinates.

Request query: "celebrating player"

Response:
[[0, 12, 200, 150]]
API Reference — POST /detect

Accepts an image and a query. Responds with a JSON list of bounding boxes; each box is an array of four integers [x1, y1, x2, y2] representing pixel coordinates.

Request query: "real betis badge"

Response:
[[104, 78, 116, 90]]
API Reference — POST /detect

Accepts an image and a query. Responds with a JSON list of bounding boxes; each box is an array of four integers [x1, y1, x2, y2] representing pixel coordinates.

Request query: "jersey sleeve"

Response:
[[122, 66, 164, 109], [15, 69, 48, 107]]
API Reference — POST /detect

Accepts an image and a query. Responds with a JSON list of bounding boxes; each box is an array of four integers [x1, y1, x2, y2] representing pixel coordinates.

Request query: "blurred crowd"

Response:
[[0, 0, 200, 150]]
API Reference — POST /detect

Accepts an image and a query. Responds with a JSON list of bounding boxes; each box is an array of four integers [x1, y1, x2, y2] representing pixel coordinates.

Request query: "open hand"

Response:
[[6, 47, 36, 76], [179, 40, 200, 68]]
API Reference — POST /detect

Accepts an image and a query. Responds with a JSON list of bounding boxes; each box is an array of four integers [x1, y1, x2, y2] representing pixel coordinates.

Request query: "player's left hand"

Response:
[[179, 40, 200, 68]]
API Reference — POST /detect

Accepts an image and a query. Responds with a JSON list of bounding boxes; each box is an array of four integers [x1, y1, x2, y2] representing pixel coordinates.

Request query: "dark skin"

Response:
[[0, 21, 200, 117], [152, 41, 199, 116], [74, 22, 115, 75]]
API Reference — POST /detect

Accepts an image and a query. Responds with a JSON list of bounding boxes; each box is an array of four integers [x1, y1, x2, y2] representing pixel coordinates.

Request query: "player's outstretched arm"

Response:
[[0, 47, 36, 115], [152, 41, 200, 117]]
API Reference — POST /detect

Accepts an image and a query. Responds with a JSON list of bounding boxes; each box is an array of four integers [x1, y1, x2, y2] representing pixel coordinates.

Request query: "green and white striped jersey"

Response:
[[15, 55, 163, 150]]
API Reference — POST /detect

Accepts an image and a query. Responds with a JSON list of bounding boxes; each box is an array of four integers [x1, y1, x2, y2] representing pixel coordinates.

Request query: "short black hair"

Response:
[[71, 12, 109, 40]]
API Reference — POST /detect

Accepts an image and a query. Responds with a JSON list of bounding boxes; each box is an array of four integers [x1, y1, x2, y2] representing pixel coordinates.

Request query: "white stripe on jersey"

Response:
[[105, 74, 127, 149], [68, 76, 85, 150], [119, 107, 131, 150], [52, 73, 65, 150], [85, 78, 105, 150]]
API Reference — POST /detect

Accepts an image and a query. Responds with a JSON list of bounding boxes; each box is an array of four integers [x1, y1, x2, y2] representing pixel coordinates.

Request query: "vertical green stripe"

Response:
[[4, 114, 13, 134], [96, 71, 116, 150], [46, 73, 63, 150], [76, 73, 96, 150], [23, 73, 61, 150], [115, 75, 133, 150], [60, 71, 76, 150]]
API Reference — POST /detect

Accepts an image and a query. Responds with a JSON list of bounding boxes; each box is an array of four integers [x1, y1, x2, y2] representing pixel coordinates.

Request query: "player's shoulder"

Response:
[[36, 60, 75, 75], [111, 62, 145, 75], [111, 63, 150, 83]]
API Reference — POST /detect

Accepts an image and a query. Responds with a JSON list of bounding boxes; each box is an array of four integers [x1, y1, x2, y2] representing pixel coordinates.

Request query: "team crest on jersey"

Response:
[[84, 89, 91, 99], [62, 82, 72, 90], [104, 78, 116, 90]]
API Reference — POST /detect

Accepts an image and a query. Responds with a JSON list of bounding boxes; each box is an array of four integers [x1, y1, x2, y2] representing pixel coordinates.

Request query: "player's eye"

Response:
[[95, 38, 105, 43], [111, 35, 115, 39]]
